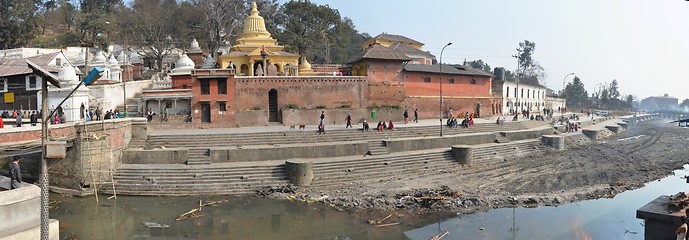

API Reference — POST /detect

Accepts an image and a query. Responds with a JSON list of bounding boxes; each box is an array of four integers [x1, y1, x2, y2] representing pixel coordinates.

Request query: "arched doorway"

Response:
[[268, 89, 279, 122]]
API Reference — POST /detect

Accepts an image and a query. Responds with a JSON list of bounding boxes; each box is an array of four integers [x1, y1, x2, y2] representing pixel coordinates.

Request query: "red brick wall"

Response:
[[368, 83, 406, 107], [191, 75, 237, 128], [405, 97, 493, 119], [235, 76, 368, 110], [403, 72, 491, 97], [366, 60, 405, 83], [187, 52, 205, 69]]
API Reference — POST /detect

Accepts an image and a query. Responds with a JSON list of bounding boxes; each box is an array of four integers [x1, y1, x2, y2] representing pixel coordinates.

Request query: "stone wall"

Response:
[[88, 80, 153, 112], [385, 132, 496, 153], [0, 177, 59, 240], [46, 118, 147, 190], [124, 148, 188, 164], [210, 141, 369, 162]]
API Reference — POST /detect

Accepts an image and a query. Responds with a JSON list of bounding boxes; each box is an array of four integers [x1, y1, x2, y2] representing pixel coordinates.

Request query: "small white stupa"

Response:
[[171, 53, 195, 75], [40, 62, 90, 122]]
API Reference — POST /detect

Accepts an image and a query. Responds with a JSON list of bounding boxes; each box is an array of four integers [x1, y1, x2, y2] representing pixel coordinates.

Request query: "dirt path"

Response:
[[265, 119, 689, 215]]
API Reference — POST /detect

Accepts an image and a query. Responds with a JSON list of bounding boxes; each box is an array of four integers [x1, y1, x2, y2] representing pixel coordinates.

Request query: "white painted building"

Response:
[[493, 80, 549, 115], [38, 62, 90, 122]]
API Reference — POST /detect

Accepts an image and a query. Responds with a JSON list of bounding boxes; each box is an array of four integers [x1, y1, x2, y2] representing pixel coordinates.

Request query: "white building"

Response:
[[493, 79, 549, 115], [38, 61, 90, 122]]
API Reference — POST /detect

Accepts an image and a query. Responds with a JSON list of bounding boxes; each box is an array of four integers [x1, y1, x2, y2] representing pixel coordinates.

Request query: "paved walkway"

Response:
[[149, 113, 572, 136]]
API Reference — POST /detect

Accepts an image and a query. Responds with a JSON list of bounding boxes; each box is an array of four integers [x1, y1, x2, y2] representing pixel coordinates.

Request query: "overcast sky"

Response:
[[300, 0, 689, 102]]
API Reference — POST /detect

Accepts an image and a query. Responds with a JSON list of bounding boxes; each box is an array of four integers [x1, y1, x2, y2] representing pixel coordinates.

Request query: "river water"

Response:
[[52, 166, 689, 240]]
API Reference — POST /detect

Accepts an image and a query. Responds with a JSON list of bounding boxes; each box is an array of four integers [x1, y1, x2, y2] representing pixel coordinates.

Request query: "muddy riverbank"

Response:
[[261, 119, 689, 218]]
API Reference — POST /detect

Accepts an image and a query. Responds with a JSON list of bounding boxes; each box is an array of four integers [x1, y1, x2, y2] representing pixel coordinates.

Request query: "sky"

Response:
[[300, 0, 689, 102]]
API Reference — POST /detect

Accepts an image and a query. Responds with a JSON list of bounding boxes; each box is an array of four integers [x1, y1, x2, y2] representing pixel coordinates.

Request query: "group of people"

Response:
[[0, 110, 44, 128], [84, 106, 122, 122], [375, 120, 394, 131], [447, 117, 474, 128]]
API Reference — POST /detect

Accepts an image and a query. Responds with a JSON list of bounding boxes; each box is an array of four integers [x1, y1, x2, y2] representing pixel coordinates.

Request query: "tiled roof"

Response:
[[404, 64, 493, 77], [346, 44, 411, 63], [373, 33, 423, 46], [0, 52, 60, 78], [389, 43, 434, 59]]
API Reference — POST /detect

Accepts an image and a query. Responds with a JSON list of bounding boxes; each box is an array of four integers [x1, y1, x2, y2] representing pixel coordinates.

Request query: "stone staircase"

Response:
[[106, 162, 288, 196], [494, 132, 511, 143], [116, 96, 143, 117], [367, 141, 389, 155], [187, 148, 211, 165], [128, 120, 550, 150]]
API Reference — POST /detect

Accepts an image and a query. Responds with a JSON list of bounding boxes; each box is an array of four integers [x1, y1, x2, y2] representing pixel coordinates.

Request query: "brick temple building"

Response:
[[143, 2, 494, 128]]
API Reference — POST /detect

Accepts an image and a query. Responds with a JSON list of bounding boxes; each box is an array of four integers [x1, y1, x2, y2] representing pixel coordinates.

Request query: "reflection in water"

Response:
[[404, 166, 689, 240], [52, 166, 689, 240], [51, 195, 382, 240]]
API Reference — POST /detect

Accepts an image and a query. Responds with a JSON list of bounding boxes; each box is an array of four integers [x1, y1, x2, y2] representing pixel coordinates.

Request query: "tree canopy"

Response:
[[513, 40, 546, 86], [563, 76, 588, 108]]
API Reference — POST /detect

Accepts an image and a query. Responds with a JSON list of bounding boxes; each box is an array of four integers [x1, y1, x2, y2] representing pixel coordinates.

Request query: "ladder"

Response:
[[83, 121, 117, 202]]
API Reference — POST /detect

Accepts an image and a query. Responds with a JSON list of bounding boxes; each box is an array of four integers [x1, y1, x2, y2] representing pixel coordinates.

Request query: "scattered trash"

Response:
[[367, 214, 399, 227], [479, 226, 485, 230], [142, 222, 170, 229]]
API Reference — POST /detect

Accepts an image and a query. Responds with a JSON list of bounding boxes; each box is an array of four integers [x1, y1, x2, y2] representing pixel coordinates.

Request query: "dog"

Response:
[[299, 124, 306, 130], [290, 125, 296, 130]]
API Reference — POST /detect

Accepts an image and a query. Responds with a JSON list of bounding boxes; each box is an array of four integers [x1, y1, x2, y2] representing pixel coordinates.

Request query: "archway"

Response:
[[240, 64, 249, 76], [268, 89, 280, 122]]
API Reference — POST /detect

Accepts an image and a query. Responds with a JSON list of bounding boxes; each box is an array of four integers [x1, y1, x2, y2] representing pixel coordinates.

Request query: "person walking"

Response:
[[403, 109, 409, 124], [30, 111, 37, 126], [414, 109, 419, 123], [9, 156, 22, 189], [319, 111, 325, 125], [15, 111, 22, 127], [345, 112, 352, 128]]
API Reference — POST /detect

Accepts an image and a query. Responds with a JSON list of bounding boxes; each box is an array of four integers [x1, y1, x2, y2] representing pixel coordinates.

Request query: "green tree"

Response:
[[275, 0, 341, 59], [608, 79, 620, 100], [468, 59, 492, 73], [626, 94, 635, 109], [513, 40, 546, 86], [563, 76, 589, 108], [0, 0, 42, 49]]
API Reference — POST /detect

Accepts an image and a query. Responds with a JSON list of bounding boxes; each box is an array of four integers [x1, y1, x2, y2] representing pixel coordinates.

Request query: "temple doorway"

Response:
[[201, 103, 211, 123], [268, 89, 280, 122]]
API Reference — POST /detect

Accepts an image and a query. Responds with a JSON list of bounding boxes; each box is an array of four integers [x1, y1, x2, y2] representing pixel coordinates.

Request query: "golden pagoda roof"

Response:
[[232, 2, 283, 52]]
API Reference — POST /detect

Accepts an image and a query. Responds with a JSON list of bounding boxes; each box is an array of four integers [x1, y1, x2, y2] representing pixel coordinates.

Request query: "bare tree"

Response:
[[120, 0, 177, 71], [193, 0, 245, 58]]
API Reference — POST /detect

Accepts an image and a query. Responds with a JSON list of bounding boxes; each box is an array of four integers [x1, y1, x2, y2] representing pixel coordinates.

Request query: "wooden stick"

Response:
[[374, 222, 399, 227], [431, 230, 449, 240]]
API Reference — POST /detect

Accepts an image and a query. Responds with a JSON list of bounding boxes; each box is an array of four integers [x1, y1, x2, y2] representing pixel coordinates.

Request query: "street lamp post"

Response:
[[562, 72, 575, 116], [27, 61, 104, 240], [439, 42, 452, 137]]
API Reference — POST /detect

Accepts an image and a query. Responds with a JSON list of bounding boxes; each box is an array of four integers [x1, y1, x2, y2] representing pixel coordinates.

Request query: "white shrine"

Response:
[[38, 62, 90, 122]]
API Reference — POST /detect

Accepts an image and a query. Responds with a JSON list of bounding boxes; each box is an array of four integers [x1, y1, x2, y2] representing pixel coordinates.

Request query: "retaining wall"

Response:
[[0, 177, 59, 240], [210, 141, 369, 162], [124, 148, 188, 164]]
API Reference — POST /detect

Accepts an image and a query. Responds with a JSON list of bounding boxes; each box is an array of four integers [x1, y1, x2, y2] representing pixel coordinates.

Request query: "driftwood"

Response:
[[374, 222, 399, 227], [176, 199, 229, 221], [430, 230, 449, 240], [367, 214, 398, 227]]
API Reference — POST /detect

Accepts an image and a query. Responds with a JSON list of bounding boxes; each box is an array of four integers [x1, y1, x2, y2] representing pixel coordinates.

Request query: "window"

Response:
[[182, 84, 188, 89], [26, 75, 41, 90], [200, 79, 210, 95], [423, 76, 431, 83], [514, 88, 517, 98], [470, 79, 476, 84], [219, 102, 227, 111], [0, 78, 7, 92], [448, 78, 455, 84], [217, 79, 227, 94], [506, 87, 509, 97], [527, 89, 530, 98], [521, 89, 524, 98]]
